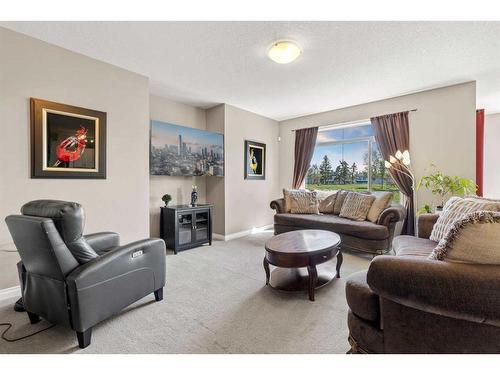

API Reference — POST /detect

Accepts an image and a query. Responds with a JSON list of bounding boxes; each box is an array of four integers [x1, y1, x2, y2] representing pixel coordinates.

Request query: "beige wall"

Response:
[[279, 82, 477, 209], [206, 105, 226, 235], [224, 105, 280, 235], [0, 27, 150, 247], [149, 95, 208, 237], [484, 113, 500, 199]]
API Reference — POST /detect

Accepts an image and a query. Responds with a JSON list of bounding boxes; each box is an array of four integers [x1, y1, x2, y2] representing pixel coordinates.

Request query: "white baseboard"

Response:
[[213, 224, 274, 241], [0, 285, 21, 303]]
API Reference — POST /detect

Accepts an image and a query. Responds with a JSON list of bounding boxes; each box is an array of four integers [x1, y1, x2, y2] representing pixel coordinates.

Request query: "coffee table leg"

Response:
[[307, 265, 318, 301], [263, 257, 270, 285], [336, 249, 343, 278]]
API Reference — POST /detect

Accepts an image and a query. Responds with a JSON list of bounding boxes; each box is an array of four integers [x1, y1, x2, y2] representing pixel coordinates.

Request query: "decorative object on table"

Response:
[[244, 140, 266, 180], [384, 149, 416, 233], [417, 164, 477, 211], [160, 204, 213, 254], [150, 120, 224, 177], [263, 229, 342, 301], [30, 98, 106, 179], [190, 185, 198, 206], [161, 193, 172, 207]]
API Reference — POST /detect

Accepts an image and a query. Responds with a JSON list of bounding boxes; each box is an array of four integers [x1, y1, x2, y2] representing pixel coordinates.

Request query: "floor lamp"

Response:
[[384, 150, 417, 234]]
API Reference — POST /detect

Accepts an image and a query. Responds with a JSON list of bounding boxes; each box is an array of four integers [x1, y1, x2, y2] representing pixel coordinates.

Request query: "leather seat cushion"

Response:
[[274, 213, 389, 240], [345, 270, 380, 323], [393, 235, 437, 258]]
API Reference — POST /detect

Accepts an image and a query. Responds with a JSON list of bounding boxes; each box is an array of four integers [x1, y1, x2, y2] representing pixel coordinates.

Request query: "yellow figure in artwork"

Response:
[[250, 149, 258, 173]]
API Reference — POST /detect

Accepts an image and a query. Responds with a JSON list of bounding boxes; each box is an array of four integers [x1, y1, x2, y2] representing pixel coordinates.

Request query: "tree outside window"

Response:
[[305, 122, 400, 202]]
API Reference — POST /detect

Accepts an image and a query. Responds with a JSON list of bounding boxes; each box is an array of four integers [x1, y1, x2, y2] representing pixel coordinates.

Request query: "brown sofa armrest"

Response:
[[367, 256, 500, 327], [377, 204, 406, 227], [417, 213, 440, 239], [270, 198, 286, 214]]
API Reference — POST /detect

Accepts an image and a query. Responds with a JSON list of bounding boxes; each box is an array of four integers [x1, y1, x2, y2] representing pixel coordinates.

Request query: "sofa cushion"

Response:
[[430, 196, 500, 243], [289, 190, 319, 214], [392, 235, 437, 258], [346, 270, 380, 323], [274, 213, 389, 240], [314, 190, 338, 213], [367, 191, 394, 223], [333, 190, 348, 215], [340, 192, 376, 221], [429, 211, 500, 264], [283, 188, 307, 213]]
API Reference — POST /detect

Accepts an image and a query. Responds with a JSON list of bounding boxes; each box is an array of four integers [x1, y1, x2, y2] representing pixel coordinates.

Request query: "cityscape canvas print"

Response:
[[150, 120, 224, 177]]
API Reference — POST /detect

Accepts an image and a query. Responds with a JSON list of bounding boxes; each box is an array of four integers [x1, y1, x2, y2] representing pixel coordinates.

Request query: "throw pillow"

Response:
[[314, 190, 338, 214], [333, 190, 349, 215], [339, 192, 376, 221], [283, 188, 307, 213], [290, 191, 320, 214], [367, 191, 394, 223], [429, 211, 500, 264], [429, 196, 500, 243]]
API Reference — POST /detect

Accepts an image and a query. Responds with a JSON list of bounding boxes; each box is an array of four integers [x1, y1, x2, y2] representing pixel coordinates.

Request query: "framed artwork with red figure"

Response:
[[30, 98, 106, 179]]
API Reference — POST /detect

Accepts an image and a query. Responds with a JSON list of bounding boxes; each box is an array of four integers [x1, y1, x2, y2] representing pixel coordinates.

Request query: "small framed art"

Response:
[[244, 140, 266, 180]]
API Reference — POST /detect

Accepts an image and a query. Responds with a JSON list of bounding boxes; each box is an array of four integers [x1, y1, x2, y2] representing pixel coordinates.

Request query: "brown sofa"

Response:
[[346, 213, 500, 353], [270, 198, 406, 256]]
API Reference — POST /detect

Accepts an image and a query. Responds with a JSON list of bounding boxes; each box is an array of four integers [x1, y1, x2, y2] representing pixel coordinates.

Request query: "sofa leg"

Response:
[[27, 311, 40, 324], [77, 328, 92, 349], [154, 288, 163, 302]]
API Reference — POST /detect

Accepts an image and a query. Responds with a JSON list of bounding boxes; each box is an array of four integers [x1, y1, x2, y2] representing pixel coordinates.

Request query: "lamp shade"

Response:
[[268, 41, 301, 64]]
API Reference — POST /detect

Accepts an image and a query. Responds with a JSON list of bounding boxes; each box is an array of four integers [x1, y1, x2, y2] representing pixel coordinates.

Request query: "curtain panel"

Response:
[[292, 127, 318, 189], [371, 111, 414, 235]]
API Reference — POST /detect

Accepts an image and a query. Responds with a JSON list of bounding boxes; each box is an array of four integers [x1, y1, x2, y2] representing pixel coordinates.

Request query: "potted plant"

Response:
[[417, 165, 477, 211], [161, 194, 172, 207]]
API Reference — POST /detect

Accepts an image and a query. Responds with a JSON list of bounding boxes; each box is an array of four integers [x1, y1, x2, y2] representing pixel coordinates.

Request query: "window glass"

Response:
[[306, 122, 400, 202]]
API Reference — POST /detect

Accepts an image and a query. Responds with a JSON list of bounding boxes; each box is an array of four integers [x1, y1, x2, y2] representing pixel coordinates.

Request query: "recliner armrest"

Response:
[[66, 238, 166, 331], [84, 232, 120, 254], [270, 198, 286, 214], [417, 213, 440, 239], [367, 255, 500, 327], [67, 238, 165, 290]]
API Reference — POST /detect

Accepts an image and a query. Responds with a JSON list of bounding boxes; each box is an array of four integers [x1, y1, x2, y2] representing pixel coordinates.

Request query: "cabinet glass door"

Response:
[[178, 212, 193, 245], [194, 210, 209, 241]]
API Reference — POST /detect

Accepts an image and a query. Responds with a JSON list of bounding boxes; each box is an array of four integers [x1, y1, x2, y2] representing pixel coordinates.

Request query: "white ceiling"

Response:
[[3, 21, 500, 120]]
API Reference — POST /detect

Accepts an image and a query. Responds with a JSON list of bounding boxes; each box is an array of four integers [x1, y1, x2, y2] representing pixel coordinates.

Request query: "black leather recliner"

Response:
[[5, 200, 166, 349]]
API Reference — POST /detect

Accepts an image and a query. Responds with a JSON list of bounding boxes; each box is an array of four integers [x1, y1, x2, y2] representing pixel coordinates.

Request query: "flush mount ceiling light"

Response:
[[267, 41, 301, 64]]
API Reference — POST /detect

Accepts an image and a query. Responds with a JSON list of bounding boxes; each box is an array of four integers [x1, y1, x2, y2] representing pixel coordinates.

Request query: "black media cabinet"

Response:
[[160, 204, 213, 254]]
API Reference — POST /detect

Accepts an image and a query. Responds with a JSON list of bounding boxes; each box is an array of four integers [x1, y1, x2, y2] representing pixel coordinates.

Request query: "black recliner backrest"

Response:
[[20, 200, 99, 264], [5, 215, 79, 279]]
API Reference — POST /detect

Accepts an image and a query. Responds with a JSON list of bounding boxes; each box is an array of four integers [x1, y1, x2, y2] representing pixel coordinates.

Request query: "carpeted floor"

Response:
[[0, 230, 369, 354]]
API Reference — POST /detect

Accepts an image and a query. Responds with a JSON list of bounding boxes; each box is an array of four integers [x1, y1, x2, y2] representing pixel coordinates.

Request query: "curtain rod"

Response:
[[290, 109, 417, 132]]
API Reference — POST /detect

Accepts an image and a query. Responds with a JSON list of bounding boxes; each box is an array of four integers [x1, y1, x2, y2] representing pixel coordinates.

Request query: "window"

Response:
[[306, 122, 400, 202]]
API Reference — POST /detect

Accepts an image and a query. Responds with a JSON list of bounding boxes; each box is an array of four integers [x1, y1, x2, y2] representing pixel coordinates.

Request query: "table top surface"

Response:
[[265, 230, 341, 255], [161, 203, 213, 210]]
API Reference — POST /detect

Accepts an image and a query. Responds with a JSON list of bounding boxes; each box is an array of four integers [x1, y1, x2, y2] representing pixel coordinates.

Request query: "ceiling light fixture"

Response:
[[267, 41, 301, 64]]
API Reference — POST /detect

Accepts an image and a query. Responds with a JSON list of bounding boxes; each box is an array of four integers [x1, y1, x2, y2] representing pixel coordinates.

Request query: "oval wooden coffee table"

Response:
[[263, 229, 342, 301]]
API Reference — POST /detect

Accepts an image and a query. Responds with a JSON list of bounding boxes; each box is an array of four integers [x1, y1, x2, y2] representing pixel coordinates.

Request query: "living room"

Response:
[[1, 1, 500, 372]]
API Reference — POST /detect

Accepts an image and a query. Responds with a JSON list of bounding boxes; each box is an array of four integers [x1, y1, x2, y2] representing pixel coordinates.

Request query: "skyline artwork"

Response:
[[150, 120, 224, 177]]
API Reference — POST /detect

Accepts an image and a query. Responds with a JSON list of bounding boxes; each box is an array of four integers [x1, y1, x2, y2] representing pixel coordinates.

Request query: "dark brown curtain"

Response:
[[292, 127, 318, 189], [371, 111, 414, 235]]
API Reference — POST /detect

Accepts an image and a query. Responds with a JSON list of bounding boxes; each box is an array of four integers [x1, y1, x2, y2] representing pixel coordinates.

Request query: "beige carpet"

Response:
[[0, 230, 369, 354]]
